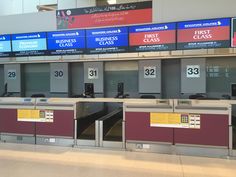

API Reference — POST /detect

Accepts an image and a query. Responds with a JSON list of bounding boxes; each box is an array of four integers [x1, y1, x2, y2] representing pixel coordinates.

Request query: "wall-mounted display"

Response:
[[12, 32, 47, 57], [56, 1, 152, 29], [129, 23, 176, 52], [177, 18, 231, 50], [47, 30, 86, 55], [0, 34, 12, 57], [231, 18, 236, 47], [86, 26, 129, 54]]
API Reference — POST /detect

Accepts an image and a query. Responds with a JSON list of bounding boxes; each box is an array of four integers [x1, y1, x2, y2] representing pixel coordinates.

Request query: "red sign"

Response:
[[130, 31, 176, 46], [56, 1, 152, 29], [178, 27, 230, 43]]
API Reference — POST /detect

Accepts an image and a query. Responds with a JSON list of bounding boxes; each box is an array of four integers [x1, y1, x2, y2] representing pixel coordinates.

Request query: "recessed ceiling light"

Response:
[[107, 0, 116, 4]]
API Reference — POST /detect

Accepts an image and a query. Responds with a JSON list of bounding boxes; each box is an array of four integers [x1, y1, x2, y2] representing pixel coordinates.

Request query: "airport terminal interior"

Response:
[[1, 0, 236, 177]]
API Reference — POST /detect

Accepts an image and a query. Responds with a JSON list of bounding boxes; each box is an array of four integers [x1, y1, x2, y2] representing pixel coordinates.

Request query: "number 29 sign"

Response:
[[186, 65, 200, 78]]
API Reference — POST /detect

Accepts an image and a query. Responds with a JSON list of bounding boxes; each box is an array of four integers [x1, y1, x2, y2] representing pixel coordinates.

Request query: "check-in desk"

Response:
[[35, 98, 75, 146], [124, 99, 232, 157], [0, 97, 36, 144], [0, 97, 234, 157]]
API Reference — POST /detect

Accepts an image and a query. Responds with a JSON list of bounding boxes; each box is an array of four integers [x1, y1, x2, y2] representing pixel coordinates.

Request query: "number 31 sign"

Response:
[[186, 65, 200, 78]]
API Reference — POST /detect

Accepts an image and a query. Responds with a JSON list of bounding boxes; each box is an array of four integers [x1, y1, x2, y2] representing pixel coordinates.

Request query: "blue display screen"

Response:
[[47, 30, 86, 55], [12, 32, 47, 56], [0, 34, 11, 57], [178, 18, 230, 30], [86, 27, 129, 54]]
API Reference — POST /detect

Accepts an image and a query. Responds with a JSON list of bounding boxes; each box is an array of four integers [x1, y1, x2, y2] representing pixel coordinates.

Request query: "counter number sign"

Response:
[[88, 68, 98, 79], [54, 70, 64, 79], [186, 65, 200, 78], [8, 70, 17, 80], [144, 66, 156, 78]]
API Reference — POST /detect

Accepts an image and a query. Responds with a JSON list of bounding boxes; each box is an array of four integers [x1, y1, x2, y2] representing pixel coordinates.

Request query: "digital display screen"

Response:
[[12, 32, 47, 57], [231, 18, 236, 47], [177, 18, 231, 50], [129, 23, 176, 52], [0, 34, 12, 57], [86, 27, 128, 54], [47, 30, 86, 55]]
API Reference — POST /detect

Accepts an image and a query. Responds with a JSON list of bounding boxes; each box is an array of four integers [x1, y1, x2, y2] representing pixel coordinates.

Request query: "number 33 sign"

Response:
[[186, 65, 200, 78]]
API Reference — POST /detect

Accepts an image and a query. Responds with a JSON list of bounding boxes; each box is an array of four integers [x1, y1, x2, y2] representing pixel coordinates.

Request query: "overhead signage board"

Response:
[[56, 1, 152, 29], [129, 23, 176, 52], [12, 32, 47, 57], [177, 18, 231, 50], [231, 18, 236, 47], [47, 30, 86, 55], [86, 26, 128, 54], [0, 34, 12, 57]]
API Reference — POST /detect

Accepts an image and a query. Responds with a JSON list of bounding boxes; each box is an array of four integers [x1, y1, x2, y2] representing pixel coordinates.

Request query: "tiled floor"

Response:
[[0, 143, 235, 177]]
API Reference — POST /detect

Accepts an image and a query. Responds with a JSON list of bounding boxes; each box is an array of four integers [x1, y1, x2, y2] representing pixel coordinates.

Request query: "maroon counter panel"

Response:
[[36, 110, 74, 138], [125, 112, 174, 143], [174, 114, 229, 147], [0, 109, 35, 134]]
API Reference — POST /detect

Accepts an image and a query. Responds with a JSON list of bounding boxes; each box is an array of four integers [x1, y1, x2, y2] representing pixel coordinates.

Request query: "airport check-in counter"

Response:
[[124, 99, 232, 157], [124, 99, 175, 153], [35, 98, 76, 146], [0, 97, 36, 144]]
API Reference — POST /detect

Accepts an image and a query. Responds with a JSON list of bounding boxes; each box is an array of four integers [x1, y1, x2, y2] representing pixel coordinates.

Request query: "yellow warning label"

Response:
[[150, 113, 182, 125], [17, 109, 40, 120]]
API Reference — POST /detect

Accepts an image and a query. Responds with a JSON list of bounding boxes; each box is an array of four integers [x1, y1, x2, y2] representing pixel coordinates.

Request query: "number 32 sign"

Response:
[[144, 66, 156, 78], [186, 65, 200, 78]]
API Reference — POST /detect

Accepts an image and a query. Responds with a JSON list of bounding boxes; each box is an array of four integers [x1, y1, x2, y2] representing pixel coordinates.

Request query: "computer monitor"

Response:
[[231, 83, 236, 97], [117, 82, 124, 96], [84, 83, 94, 98]]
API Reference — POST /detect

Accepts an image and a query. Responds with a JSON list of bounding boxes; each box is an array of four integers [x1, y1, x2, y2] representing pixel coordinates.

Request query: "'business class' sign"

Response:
[[47, 30, 86, 55], [129, 23, 176, 52], [177, 18, 231, 50], [86, 27, 128, 54]]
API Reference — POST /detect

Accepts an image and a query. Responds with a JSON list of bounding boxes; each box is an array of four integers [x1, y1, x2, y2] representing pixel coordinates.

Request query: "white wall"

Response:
[[153, 0, 236, 23], [0, 0, 236, 34], [0, 11, 56, 34], [0, 0, 57, 16]]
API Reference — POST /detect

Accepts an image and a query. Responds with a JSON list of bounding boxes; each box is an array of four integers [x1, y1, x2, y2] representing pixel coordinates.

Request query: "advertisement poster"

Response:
[[12, 32, 47, 57], [86, 26, 128, 54], [56, 1, 152, 29], [129, 23, 176, 52], [0, 34, 12, 57], [47, 30, 86, 55], [177, 18, 231, 50]]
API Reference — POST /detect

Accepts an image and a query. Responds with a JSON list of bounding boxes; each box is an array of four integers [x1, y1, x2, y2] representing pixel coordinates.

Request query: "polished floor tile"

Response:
[[0, 143, 235, 177]]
